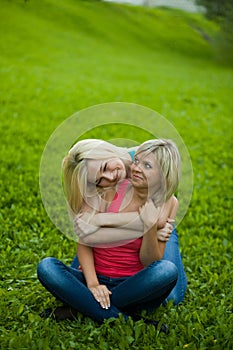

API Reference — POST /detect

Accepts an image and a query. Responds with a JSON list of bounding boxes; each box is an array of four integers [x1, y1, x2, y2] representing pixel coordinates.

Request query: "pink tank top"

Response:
[[93, 179, 144, 278]]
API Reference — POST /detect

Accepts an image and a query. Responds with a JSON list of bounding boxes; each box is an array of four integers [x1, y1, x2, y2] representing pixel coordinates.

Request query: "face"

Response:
[[131, 151, 162, 193], [86, 158, 127, 187]]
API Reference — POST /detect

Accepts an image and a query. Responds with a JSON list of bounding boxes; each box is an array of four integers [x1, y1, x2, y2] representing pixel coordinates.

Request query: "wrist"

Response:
[[87, 282, 99, 288], [144, 222, 157, 233]]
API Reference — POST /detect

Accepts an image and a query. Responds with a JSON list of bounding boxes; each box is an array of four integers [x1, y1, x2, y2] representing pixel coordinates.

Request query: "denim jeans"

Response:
[[70, 227, 188, 306], [37, 257, 178, 323], [162, 228, 187, 304]]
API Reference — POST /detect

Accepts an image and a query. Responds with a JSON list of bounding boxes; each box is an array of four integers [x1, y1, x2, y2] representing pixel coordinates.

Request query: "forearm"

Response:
[[82, 225, 143, 245], [75, 212, 144, 239], [139, 225, 165, 266], [77, 244, 99, 287], [93, 212, 143, 230]]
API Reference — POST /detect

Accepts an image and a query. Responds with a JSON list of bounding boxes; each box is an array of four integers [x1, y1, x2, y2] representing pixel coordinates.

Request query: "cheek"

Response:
[[149, 171, 163, 189], [86, 169, 96, 184], [86, 161, 101, 181], [130, 163, 137, 172]]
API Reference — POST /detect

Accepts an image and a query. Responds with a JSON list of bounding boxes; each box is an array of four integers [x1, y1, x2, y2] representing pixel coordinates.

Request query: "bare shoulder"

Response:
[[169, 195, 179, 219], [171, 195, 178, 206]]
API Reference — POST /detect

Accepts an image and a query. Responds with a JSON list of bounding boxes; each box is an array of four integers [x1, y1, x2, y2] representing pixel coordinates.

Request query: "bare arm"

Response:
[[156, 196, 179, 242], [157, 195, 177, 228], [139, 196, 179, 266], [95, 195, 177, 228], [74, 211, 144, 244], [140, 223, 165, 266], [81, 226, 142, 246], [138, 201, 164, 266], [77, 243, 99, 288], [80, 195, 178, 231], [91, 212, 143, 228], [75, 196, 178, 245], [76, 211, 143, 231], [77, 243, 112, 309], [168, 196, 179, 221]]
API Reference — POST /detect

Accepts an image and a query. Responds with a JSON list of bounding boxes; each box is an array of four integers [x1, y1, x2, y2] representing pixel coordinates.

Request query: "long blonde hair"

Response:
[[62, 139, 129, 216], [137, 139, 181, 204]]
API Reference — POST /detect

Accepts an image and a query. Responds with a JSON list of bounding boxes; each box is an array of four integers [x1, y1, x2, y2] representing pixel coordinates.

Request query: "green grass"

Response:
[[0, 0, 232, 349]]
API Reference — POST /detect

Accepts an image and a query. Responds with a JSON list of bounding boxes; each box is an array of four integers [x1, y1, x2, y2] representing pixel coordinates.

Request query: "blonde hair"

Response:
[[137, 139, 181, 203], [62, 139, 129, 216]]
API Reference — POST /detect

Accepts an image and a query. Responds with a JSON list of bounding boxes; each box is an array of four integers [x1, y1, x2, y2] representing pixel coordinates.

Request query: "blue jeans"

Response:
[[71, 227, 187, 305], [162, 228, 187, 304], [37, 258, 178, 323]]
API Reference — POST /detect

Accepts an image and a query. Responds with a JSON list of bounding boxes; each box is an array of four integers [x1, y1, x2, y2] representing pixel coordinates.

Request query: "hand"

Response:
[[74, 213, 99, 237], [157, 221, 173, 242], [139, 200, 161, 231], [88, 284, 112, 309]]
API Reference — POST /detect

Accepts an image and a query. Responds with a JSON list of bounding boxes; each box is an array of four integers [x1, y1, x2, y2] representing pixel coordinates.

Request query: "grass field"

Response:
[[0, 0, 232, 349]]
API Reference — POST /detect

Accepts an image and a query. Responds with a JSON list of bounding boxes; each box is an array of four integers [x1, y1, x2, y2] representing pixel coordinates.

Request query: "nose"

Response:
[[132, 162, 142, 172], [103, 161, 117, 177], [103, 171, 115, 181], [107, 161, 118, 171]]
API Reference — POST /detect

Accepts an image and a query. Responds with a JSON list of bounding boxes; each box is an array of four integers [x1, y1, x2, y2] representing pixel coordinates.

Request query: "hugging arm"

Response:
[[76, 211, 144, 231], [74, 198, 177, 245], [74, 202, 144, 245], [80, 228, 142, 246]]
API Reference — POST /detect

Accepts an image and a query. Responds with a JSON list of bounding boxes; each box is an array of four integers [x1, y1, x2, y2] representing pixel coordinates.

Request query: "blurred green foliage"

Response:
[[0, 0, 232, 349], [196, 0, 233, 63]]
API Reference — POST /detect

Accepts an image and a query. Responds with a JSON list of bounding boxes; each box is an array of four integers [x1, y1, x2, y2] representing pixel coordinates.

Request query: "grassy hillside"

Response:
[[0, 0, 232, 349]]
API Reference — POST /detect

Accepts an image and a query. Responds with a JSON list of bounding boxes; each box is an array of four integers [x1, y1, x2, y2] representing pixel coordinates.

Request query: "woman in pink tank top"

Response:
[[38, 139, 187, 334]]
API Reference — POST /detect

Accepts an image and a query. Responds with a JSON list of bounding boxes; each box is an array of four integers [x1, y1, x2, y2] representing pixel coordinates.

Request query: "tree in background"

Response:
[[196, 0, 233, 64]]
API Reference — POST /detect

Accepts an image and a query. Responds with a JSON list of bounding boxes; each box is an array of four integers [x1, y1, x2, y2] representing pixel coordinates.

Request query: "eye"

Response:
[[95, 177, 102, 185], [144, 162, 152, 169], [103, 162, 107, 172], [134, 158, 139, 165]]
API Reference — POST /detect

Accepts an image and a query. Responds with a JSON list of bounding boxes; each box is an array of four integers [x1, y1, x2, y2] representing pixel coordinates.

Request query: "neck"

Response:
[[132, 188, 148, 205]]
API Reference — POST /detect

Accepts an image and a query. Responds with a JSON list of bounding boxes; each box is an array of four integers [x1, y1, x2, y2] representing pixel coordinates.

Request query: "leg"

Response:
[[162, 227, 188, 304], [37, 257, 127, 323], [111, 260, 178, 312]]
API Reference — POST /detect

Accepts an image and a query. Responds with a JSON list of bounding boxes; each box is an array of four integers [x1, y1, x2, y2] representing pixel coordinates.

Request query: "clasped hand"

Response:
[[157, 219, 174, 242]]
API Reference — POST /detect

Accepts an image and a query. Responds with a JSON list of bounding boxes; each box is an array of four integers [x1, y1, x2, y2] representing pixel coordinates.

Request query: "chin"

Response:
[[131, 179, 141, 186]]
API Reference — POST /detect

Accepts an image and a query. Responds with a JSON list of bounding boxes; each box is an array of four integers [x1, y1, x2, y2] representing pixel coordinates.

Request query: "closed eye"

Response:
[[95, 162, 107, 185], [96, 177, 102, 186]]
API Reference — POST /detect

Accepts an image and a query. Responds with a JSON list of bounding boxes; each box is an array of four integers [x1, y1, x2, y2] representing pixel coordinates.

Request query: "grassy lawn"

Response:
[[0, 0, 232, 349]]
